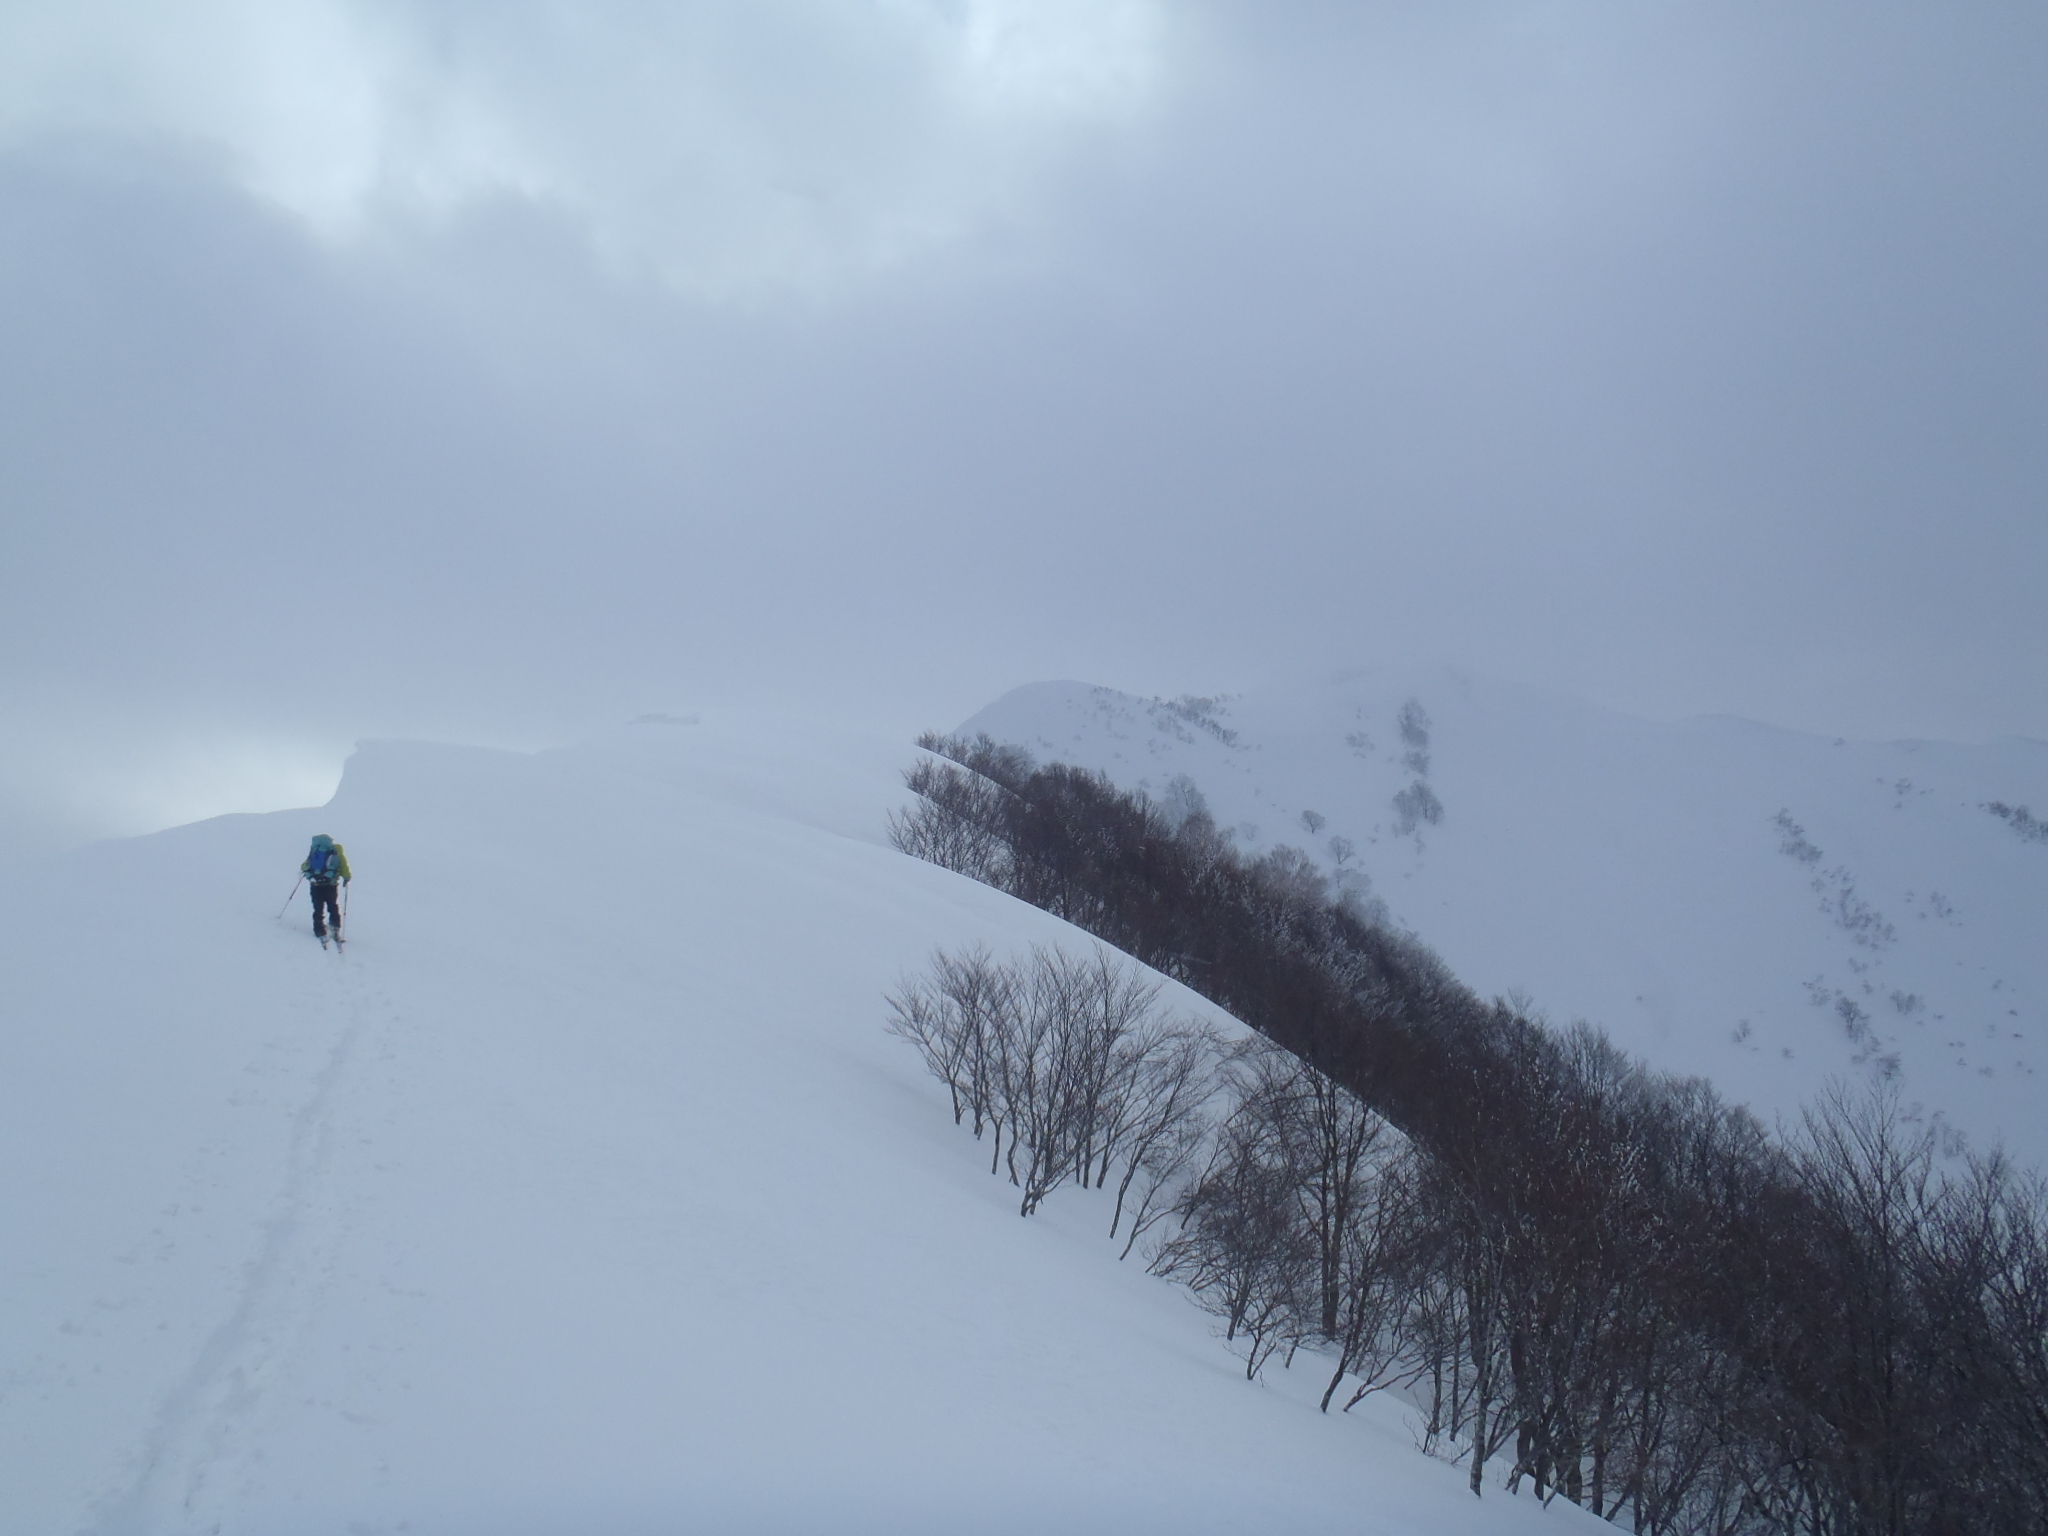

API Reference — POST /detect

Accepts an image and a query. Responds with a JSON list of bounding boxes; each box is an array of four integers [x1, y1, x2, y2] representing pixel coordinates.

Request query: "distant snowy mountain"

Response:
[[961, 672, 2048, 1169], [0, 714, 1596, 1535]]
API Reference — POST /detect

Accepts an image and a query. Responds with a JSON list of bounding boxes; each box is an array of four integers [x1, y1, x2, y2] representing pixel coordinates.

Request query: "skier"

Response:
[[302, 833, 352, 940]]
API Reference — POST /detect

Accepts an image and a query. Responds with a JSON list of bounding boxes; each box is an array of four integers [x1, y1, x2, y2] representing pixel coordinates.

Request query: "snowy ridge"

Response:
[[0, 716, 1596, 1534], [961, 673, 2048, 1168]]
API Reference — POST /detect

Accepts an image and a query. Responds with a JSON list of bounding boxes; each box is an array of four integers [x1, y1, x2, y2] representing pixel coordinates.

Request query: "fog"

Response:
[[4, 1, 2044, 850]]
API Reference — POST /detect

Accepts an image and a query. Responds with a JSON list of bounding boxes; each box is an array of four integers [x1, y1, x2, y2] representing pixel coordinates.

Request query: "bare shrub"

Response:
[[889, 944, 1223, 1222]]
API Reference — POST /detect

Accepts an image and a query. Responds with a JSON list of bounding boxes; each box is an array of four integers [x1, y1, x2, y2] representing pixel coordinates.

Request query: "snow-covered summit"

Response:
[[961, 673, 2048, 1168], [0, 713, 1594, 1535]]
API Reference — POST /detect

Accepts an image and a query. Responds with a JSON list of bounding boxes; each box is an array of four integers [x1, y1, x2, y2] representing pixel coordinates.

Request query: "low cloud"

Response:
[[0, 0, 1168, 294], [2, 3, 2044, 849]]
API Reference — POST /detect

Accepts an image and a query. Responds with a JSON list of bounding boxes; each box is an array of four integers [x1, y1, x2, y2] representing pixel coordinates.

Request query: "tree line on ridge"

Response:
[[885, 732, 2048, 1536]]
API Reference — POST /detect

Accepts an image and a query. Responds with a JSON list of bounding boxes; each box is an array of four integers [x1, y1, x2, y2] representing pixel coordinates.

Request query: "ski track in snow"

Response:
[[89, 948, 384, 1535]]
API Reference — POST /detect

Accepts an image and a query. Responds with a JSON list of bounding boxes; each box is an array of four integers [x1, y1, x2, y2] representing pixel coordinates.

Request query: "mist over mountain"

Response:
[[5, 3, 2046, 856], [962, 672, 2048, 1168]]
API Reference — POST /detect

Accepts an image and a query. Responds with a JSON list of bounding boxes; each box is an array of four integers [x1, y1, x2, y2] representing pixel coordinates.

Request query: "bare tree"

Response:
[[887, 945, 1024, 1173], [1322, 1135, 1419, 1411], [1153, 1077, 1316, 1380], [1103, 1018, 1223, 1248], [890, 944, 1225, 1230], [888, 758, 1008, 879]]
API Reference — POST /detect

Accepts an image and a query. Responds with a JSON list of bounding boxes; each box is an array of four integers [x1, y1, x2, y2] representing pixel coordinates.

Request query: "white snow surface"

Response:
[[961, 672, 2048, 1170], [0, 714, 1598, 1536]]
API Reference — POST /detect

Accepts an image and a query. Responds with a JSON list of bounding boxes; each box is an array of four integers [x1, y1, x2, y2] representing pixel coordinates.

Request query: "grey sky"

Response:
[[3, 1, 2045, 849]]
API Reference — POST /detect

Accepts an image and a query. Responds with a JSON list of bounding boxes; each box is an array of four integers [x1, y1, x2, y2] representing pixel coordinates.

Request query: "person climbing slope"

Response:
[[302, 833, 352, 940]]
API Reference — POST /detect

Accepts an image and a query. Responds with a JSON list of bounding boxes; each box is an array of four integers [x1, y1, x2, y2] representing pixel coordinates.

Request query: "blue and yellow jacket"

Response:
[[302, 840, 352, 884]]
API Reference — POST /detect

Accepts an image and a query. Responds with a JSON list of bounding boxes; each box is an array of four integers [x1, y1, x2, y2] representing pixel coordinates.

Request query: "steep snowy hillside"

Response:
[[961, 674, 2048, 1168], [0, 715, 1595, 1535]]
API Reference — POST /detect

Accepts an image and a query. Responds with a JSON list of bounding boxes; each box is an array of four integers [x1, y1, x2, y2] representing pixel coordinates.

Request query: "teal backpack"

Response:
[[306, 835, 340, 881]]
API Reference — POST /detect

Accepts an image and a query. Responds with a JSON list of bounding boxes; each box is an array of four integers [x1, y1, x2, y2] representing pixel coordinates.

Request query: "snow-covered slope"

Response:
[[961, 673, 2048, 1169], [0, 715, 1594, 1535]]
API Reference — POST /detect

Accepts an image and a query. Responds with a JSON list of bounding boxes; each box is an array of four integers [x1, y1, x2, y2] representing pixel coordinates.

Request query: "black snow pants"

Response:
[[311, 879, 342, 936]]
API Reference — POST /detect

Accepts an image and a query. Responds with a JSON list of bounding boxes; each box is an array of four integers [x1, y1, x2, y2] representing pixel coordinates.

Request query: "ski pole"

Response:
[[341, 882, 350, 934], [276, 877, 303, 919]]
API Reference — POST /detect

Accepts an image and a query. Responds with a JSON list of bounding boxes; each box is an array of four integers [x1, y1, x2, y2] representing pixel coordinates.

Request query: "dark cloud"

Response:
[[3, 1, 2045, 848]]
